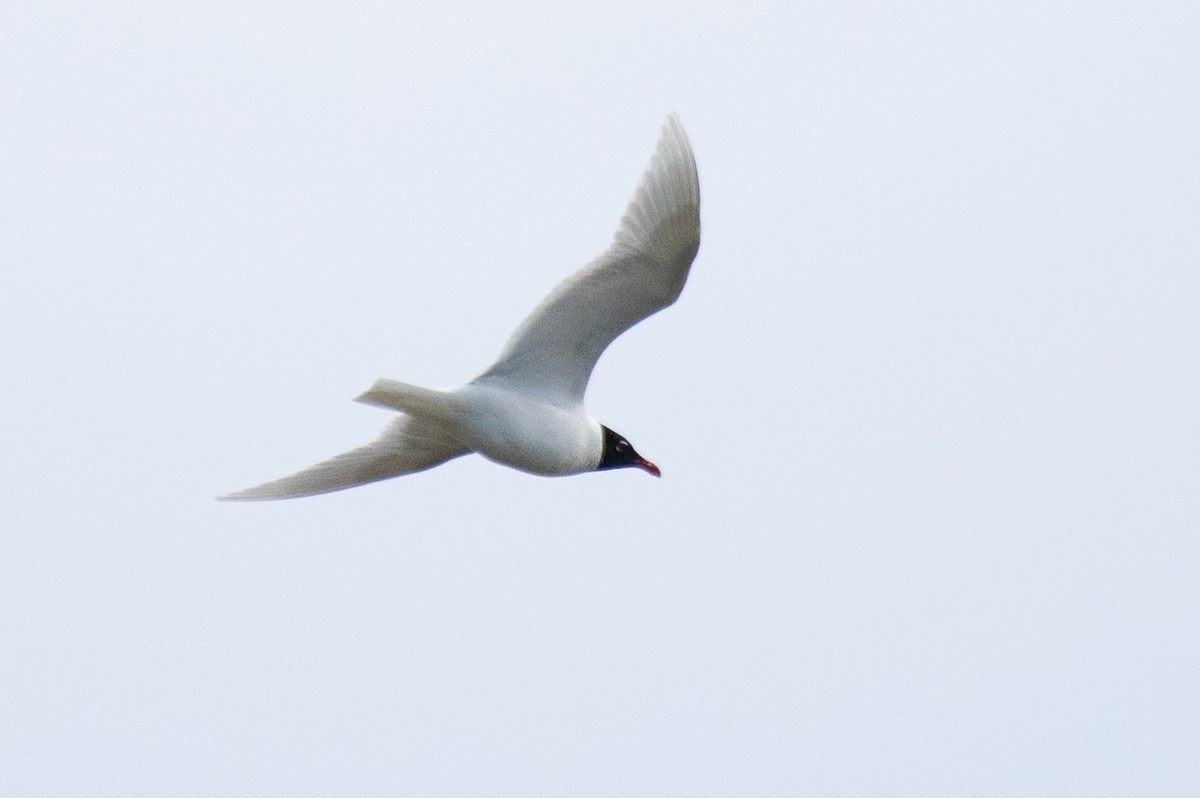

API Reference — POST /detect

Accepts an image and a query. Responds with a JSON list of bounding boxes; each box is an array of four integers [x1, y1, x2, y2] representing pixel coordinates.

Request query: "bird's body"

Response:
[[360, 379, 602, 476], [454, 384, 603, 476], [221, 114, 699, 501]]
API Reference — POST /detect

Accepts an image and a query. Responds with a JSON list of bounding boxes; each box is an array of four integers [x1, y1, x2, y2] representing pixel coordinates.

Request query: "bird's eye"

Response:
[[616, 441, 629, 452]]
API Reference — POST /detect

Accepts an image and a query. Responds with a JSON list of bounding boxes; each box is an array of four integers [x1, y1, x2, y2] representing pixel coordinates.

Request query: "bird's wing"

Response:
[[218, 415, 469, 501], [472, 113, 700, 405]]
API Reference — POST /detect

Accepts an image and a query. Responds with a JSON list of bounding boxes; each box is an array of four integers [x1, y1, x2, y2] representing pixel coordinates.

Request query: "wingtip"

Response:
[[660, 112, 692, 148], [215, 489, 268, 502], [653, 112, 699, 199]]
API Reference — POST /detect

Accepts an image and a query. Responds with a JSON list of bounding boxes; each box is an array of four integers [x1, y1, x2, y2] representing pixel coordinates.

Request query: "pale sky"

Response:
[[3, 1, 1198, 795]]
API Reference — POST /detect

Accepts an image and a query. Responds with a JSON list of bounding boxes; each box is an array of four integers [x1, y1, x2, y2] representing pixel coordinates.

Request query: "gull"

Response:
[[220, 114, 700, 501]]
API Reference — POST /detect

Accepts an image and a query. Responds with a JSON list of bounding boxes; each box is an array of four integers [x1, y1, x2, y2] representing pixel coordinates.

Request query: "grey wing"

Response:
[[473, 113, 700, 404], [218, 415, 469, 501]]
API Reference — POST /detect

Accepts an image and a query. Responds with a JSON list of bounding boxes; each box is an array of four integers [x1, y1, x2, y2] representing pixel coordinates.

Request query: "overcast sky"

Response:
[[3, 0, 1198, 795]]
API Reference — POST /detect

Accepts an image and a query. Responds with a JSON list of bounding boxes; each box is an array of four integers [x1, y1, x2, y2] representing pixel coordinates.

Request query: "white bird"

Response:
[[220, 114, 700, 501]]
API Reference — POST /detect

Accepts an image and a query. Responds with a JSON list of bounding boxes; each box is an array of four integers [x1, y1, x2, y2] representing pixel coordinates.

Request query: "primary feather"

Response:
[[472, 113, 700, 403], [219, 416, 467, 500]]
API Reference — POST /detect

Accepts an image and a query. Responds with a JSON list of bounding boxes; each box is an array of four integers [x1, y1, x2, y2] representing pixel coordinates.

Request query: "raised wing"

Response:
[[472, 114, 700, 405], [218, 415, 468, 501]]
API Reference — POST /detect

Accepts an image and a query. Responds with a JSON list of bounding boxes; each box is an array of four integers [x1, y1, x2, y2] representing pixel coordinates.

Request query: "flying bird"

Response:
[[221, 114, 700, 501]]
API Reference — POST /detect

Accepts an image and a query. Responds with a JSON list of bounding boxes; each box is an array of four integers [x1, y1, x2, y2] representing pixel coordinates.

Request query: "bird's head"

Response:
[[597, 425, 660, 477]]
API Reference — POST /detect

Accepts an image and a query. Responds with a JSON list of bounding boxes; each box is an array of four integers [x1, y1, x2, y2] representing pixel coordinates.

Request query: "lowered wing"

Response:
[[218, 415, 468, 501]]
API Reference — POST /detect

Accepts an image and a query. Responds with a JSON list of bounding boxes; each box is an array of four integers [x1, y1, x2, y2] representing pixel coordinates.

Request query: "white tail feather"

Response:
[[355, 378, 457, 422]]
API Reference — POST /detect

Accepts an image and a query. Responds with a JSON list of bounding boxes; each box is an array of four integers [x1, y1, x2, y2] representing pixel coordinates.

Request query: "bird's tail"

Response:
[[355, 378, 459, 424]]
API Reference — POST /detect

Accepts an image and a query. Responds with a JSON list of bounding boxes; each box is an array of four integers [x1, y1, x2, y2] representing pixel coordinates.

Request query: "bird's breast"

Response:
[[451, 385, 602, 476]]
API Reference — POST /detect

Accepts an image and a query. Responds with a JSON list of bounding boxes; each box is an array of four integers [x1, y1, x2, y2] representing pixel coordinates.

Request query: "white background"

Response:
[[3, 0, 1197, 794]]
